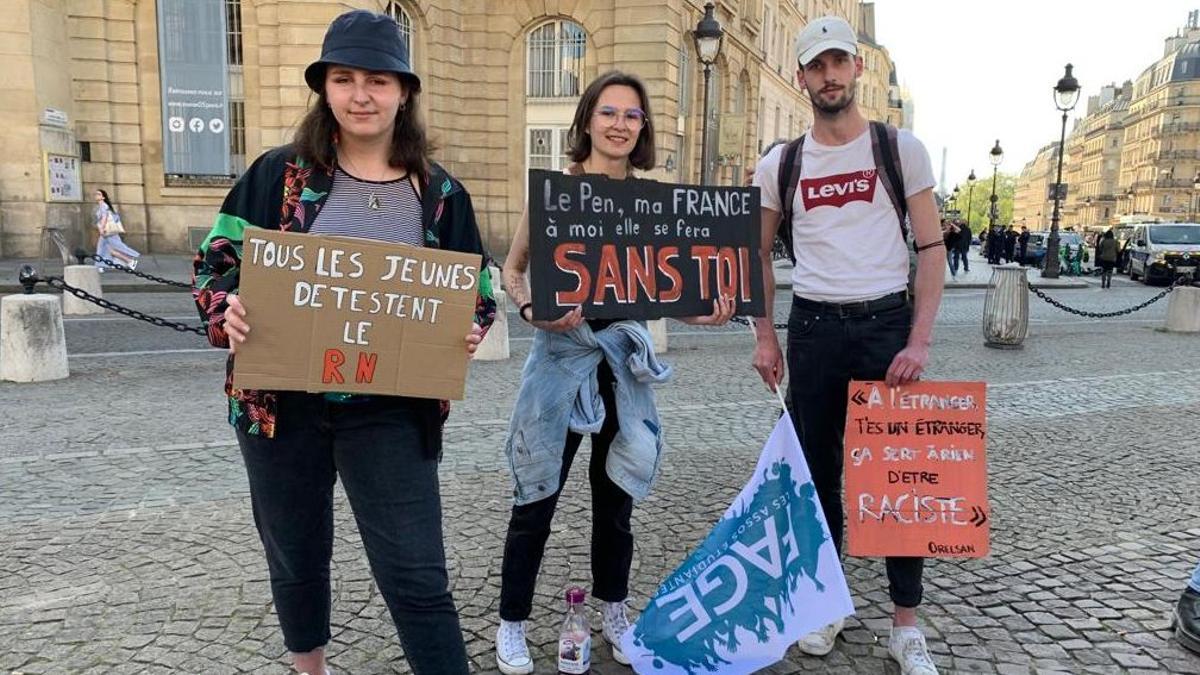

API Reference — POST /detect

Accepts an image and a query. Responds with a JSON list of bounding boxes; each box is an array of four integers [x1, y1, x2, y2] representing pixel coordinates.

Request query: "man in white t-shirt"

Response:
[[751, 15, 945, 675]]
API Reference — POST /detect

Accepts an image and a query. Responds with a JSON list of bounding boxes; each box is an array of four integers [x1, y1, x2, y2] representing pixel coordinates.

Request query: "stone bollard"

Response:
[[0, 294, 69, 382], [648, 318, 668, 354], [475, 289, 510, 361], [1165, 286, 1200, 333], [61, 265, 105, 315]]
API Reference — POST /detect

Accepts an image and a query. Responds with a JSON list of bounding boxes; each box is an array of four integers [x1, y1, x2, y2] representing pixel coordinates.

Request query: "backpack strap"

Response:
[[775, 135, 805, 263], [870, 120, 908, 242]]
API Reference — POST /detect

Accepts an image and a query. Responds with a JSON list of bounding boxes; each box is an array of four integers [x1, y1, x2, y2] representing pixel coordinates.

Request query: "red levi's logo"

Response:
[[801, 169, 878, 210]]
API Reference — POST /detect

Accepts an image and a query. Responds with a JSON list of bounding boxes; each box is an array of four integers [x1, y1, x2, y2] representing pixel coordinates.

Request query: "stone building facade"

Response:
[[2, 0, 906, 259], [1013, 11, 1200, 229]]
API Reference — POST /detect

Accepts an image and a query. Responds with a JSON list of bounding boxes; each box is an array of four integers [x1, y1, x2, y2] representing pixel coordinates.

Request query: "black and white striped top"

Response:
[[309, 168, 424, 246]]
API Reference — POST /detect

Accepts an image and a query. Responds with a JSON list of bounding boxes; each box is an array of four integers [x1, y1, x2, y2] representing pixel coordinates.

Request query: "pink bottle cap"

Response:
[[565, 586, 587, 604]]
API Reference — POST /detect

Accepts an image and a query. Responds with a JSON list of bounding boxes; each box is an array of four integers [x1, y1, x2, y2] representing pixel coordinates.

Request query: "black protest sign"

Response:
[[527, 169, 764, 321]]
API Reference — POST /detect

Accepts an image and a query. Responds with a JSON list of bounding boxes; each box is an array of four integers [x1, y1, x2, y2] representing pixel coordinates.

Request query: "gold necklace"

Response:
[[339, 153, 389, 210]]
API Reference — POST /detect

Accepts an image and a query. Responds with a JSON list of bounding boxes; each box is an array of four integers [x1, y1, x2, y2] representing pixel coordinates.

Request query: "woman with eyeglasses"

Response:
[[493, 70, 734, 673]]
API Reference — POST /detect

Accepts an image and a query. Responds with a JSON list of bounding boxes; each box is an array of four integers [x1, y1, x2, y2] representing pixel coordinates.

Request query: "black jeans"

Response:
[[786, 294, 925, 608], [236, 392, 468, 673], [499, 361, 635, 621]]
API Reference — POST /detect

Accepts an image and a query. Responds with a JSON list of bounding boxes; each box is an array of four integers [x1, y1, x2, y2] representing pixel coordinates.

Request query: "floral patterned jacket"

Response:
[[192, 145, 496, 445]]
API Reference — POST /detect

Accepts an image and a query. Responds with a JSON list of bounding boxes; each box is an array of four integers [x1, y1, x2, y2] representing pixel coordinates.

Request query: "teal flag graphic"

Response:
[[620, 413, 854, 673]]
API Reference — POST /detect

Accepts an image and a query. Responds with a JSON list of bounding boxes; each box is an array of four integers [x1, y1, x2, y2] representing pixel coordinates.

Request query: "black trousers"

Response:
[[786, 295, 925, 608], [237, 393, 468, 673], [499, 362, 635, 621]]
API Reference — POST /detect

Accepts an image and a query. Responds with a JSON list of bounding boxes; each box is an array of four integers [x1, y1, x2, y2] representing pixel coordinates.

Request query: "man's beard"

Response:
[[812, 82, 856, 117]]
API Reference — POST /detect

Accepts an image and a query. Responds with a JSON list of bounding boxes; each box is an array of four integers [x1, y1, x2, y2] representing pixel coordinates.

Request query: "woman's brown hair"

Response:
[[293, 72, 431, 177], [567, 70, 656, 171]]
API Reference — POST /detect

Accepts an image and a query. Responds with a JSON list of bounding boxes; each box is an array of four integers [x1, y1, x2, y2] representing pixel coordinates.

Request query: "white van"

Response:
[[1127, 223, 1200, 284]]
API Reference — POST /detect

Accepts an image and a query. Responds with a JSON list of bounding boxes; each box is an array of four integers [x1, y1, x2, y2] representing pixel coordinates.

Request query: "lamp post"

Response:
[[966, 169, 976, 233], [1042, 63, 1080, 278], [694, 2, 723, 185], [988, 140, 1003, 231]]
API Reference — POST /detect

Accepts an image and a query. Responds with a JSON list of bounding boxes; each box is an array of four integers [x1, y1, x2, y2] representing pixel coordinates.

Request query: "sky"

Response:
[[872, 0, 1199, 193]]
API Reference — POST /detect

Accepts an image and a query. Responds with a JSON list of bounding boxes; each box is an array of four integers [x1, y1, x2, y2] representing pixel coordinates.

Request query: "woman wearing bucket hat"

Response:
[[191, 9, 495, 674]]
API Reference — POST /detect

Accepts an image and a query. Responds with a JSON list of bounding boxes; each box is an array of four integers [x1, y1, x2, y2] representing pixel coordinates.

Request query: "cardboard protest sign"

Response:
[[232, 228, 481, 400], [844, 381, 989, 558], [527, 169, 763, 321]]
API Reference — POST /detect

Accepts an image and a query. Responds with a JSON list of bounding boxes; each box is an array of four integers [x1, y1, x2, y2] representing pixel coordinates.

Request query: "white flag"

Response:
[[620, 413, 854, 673]]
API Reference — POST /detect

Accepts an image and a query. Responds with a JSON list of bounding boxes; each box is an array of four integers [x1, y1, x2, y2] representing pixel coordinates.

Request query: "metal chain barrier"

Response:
[[734, 276, 1187, 328], [81, 252, 193, 289], [30, 272, 209, 335], [1028, 277, 1183, 319]]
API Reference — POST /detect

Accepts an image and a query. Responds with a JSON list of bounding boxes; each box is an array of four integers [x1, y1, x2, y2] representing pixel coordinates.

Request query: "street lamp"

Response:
[[694, 2, 723, 185], [1043, 63, 1080, 278], [966, 169, 976, 232], [988, 140, 1003, 232]]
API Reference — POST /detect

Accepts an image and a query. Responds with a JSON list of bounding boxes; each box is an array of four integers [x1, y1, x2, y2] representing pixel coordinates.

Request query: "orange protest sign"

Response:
[[844, 380, 989, 558]]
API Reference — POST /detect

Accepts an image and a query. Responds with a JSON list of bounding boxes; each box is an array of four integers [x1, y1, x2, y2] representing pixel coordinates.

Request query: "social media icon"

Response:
[[168, 116, 185, 133], [189, 117, 204, 132], [208, 118, 225, 134]]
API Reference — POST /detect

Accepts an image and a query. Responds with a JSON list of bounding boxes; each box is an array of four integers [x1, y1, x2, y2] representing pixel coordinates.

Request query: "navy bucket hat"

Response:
[[304, 10, 420, 93]]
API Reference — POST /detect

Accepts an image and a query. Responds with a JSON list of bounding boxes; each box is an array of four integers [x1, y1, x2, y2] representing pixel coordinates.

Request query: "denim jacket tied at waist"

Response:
[[504, 321, 672, 506]]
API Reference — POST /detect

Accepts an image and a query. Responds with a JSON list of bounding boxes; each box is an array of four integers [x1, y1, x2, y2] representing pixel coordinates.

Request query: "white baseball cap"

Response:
[[796, 16, 858, 66]]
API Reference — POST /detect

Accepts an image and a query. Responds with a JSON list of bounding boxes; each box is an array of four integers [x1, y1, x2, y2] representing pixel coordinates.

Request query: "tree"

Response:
[[949, 172, 1016, 235]]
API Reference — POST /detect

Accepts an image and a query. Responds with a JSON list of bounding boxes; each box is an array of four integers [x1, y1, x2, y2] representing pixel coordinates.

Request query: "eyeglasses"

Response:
[[594, 105, 647, 128]]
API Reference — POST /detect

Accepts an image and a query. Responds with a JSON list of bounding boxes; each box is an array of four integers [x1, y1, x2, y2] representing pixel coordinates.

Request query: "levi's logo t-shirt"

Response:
[[754, 127, 937, 303], [801, 169, 879, 210]]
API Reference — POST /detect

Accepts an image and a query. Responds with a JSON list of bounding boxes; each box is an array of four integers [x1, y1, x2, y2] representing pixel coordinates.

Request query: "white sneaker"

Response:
[[796, 618, 843, 656], [495, 619, 535, 675], [602, 601, 632, 665], [888, 626, 939, 675], [129, 258, 139, 270]]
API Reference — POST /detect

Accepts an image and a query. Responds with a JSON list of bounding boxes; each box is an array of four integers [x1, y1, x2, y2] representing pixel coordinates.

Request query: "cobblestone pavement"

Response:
[[1, 287, 1199, 674]]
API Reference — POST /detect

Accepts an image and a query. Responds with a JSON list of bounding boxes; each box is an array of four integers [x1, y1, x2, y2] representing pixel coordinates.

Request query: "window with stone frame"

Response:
[[527, 127, 571, 172], [527, 20, 587, 98], [385, 1, 414, 65], [226, 0, 245, 176]]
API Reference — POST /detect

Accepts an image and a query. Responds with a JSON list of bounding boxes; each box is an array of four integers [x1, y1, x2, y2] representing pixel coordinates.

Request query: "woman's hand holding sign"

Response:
[[528, 305, 585, 333], [679, 295, 736, 326], [465, 322, 483, 358], [224, 294, 249, 354]]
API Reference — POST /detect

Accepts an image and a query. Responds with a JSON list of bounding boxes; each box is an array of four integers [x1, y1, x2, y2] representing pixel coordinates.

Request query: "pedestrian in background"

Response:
[[956, 221, 972, 273], [93, 189, 140, 271], [495, 69, 734, 674], [1003, 226, 1017, 263], [943, 219, 960, 278], [986, 226, 1002, 264], [1018, 227, 1030, 266], [192, 10, 495, 674], [1096, 230, 1119, 288]]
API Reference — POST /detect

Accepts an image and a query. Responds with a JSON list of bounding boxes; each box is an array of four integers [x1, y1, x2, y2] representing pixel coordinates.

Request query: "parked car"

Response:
[[1020, 232, 1089, 273], [1127, 223, 1200, 284]]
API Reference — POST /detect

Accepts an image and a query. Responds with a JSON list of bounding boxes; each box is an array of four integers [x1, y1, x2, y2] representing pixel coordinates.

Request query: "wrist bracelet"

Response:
[[519, 302, 533, 322]]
